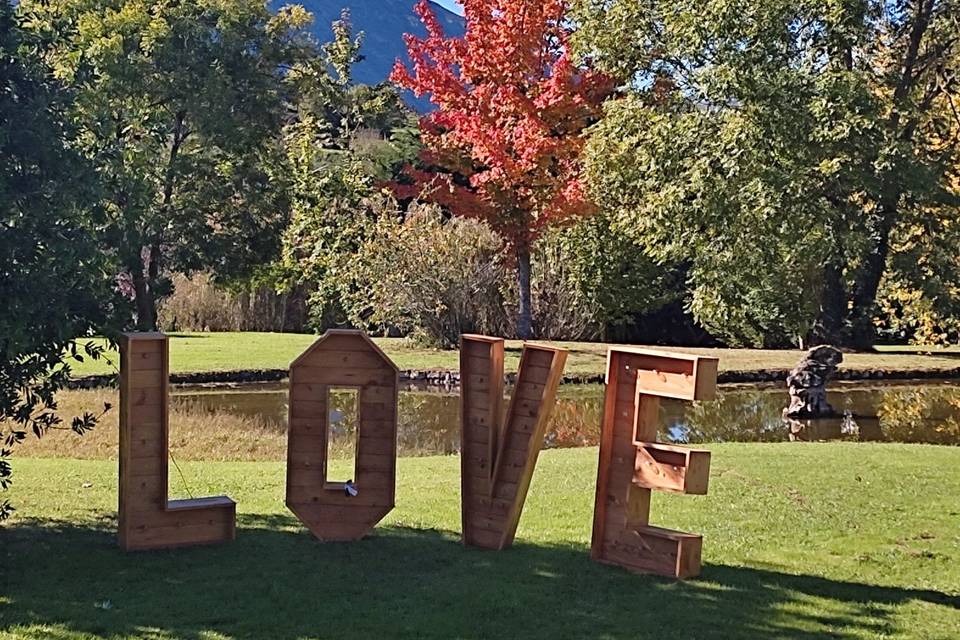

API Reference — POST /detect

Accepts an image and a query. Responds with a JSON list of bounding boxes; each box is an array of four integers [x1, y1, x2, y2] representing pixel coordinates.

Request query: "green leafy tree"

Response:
[[550, 213, 685, 340], [574, 0, 960, 348], [0, 3, 118, 519], [280, 10, 420, 329], [17, 0, 314, 330]]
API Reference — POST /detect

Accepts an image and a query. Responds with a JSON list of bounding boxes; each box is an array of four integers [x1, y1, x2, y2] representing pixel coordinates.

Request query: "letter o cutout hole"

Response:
[[286, 330, 399, 541]]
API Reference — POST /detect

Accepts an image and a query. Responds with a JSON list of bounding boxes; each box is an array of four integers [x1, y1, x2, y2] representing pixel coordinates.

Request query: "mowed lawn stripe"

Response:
[[68, 332, 960, 379]]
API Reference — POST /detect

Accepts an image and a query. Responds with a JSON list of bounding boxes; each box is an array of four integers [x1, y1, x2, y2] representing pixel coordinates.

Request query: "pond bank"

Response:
[[66, 363, 960, 390]]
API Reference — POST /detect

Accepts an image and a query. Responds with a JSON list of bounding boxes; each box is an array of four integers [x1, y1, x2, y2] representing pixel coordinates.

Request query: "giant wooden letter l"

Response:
[[119, 333, 236, 551], [460, 335, 568, 550], [592, 348, 718, 578]]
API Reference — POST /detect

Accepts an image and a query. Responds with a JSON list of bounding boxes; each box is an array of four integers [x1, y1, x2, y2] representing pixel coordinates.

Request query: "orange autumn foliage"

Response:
[[390, 0, 614, 251]]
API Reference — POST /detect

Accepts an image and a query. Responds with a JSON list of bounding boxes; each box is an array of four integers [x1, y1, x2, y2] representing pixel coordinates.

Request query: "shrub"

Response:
[[158, 273, 307, 333], [532, 214, 684, 341], [345, 205, 509, 347]]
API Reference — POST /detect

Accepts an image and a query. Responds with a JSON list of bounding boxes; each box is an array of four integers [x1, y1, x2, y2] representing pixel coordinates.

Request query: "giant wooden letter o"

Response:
[[286, 330, 399, 541]]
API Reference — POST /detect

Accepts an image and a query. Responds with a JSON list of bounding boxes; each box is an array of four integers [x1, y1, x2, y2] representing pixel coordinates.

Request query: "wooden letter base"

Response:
[[119, 333, 235, 551], [591, 348, 718, 578]]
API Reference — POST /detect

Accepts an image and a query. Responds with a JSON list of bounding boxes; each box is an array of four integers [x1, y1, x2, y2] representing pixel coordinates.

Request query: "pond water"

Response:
[[170, 380, 960, 457]]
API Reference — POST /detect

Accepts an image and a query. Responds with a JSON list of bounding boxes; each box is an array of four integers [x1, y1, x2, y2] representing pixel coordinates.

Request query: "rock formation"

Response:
[[783, 345, 843, 419]]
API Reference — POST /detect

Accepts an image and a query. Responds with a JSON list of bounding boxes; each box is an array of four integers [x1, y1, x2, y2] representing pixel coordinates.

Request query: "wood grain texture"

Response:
[[118, 333, 235, 552], [460, 335, 568, 550], [286, 330, 399, 541], [591, 348, 718, 578]]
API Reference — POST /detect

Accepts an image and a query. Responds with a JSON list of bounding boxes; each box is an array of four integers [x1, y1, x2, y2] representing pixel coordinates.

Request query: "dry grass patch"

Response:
[[18, 389, 288, 462]]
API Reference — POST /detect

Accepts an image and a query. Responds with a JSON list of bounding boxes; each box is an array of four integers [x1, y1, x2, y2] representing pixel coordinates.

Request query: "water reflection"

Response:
[[170, 380, 960, 457]]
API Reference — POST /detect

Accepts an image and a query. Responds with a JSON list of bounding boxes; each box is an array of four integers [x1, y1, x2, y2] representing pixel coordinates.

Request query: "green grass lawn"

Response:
[[68, 332, 960, 379], [3, 444, 960, 639]]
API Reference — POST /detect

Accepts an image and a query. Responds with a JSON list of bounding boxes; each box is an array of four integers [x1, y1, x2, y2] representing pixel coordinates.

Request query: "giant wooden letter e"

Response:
[[592, 348, 718, 578]]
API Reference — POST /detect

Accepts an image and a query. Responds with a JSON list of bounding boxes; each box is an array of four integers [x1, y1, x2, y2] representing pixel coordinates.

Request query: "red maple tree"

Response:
[[390, 0, 614, 338]]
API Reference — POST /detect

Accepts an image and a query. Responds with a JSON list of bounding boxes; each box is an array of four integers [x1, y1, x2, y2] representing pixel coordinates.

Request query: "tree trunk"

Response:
[[132, 272, 157, 332], [516, 247, 533, 339], [846, 207, 896, 350], [809, 261, 847, 346]]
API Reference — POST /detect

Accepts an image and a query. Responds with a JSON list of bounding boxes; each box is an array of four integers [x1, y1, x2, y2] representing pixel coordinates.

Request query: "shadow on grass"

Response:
[[2, 514, 957, 639]]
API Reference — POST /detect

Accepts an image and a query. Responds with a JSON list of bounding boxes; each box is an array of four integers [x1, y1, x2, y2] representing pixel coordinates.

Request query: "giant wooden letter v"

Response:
[[460, 335, 567, 550]]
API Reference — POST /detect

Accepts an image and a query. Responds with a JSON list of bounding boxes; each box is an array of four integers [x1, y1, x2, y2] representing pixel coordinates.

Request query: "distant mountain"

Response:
[[273, 1, 465, 110]]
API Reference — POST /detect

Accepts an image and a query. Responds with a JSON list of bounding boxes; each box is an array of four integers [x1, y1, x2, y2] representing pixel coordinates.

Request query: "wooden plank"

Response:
[[470, 512, 507, 534], [167, 496, 235, 511], [624, 484, 651, 529], [358, 402, 394, 421], [633, 443, 711, 495], [285, 505, 391, 524], [287, 493, 391, 508], [509, 398, 545, 419], [294, 368, 396, 386], [126, 456, 165, 478], [632, 395, 660, 449], [288, 434, 328, 454], [513, 381, 547, 402], [600, 526, 703, 579], [463, 340, 496, 358], [693, 358, 720, 401], [356, 419, 395, 439], [128, 388, 164, 408], [355, 470, 393, 488], [131, 506, 233, 529], [463, 412, 495, 428], [128, 350, 163, 371], [296, 349, 394, 370], [288, 418, 324, 433], [128, 433, 165, 459], [357, 435, 395, 456], [463, 373, 494, 392], [125, 518, 235, 548], [501, 428, 535, 454], [464, 355, 495, 373], [357, 453, 394, 473], [289, 400, 327, 420], [591, 352, 620, 562], [468, 528, 506, 550], [128, 370, 164, 389], [462, 423, 491, 446]]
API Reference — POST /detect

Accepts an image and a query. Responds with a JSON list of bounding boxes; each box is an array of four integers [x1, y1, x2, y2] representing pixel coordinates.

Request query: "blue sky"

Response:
[[433, 0, 464, 15]]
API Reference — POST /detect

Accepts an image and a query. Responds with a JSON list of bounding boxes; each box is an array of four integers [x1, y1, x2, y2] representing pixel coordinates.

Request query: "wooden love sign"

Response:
[[117, 332, 717, 580]]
